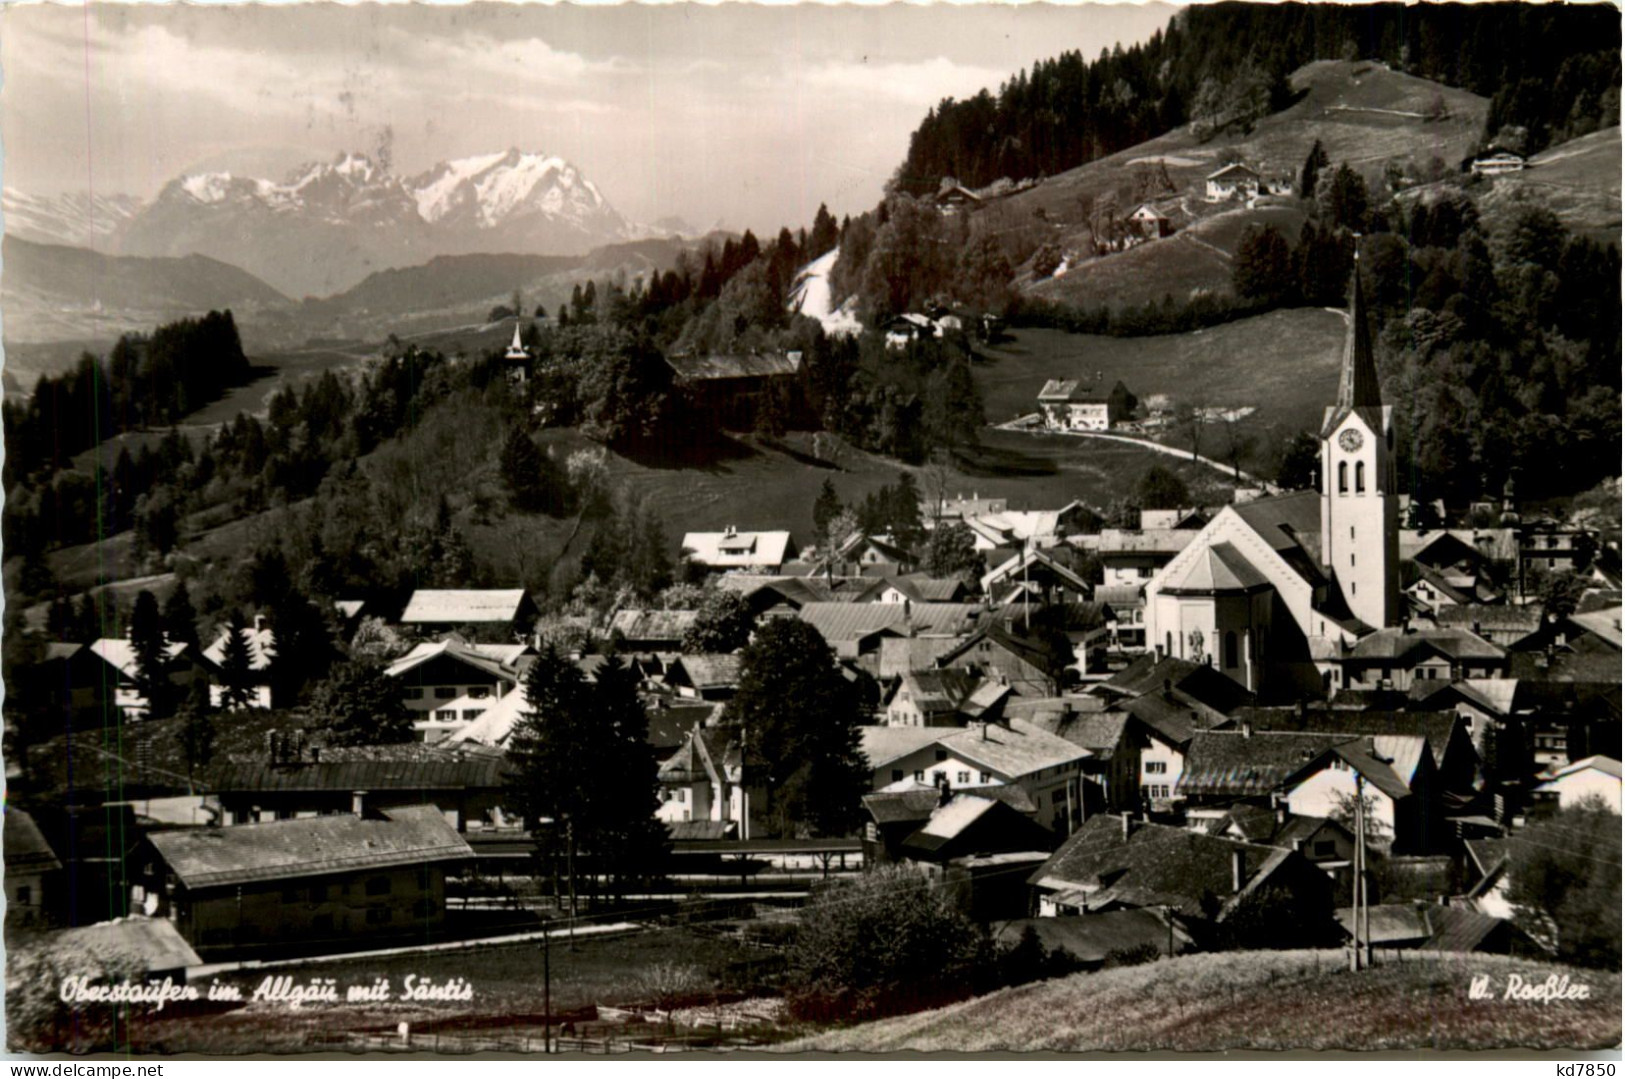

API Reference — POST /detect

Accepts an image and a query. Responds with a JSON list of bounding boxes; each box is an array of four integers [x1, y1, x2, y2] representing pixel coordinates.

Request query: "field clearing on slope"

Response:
[[977, 308, 1349, 439], [792, 950, 1622, 1052]]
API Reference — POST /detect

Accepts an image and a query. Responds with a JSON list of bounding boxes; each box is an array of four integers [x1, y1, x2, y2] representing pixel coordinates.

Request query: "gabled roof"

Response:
[[1207, 162, 1260, 181], [608, 608, 698, 642], [1038, 379, 1112, 404], [669, 653, 744, 690], [208, 752, 507, 794], [1569, 608, 1623, 650], [1345, 627, 1505, 664], [936, 718, 1090, 780], [877, 636, 968, 680], [401, 589, 531, 625], [863, 783, 1037, 825], [981, 547, 1094, 596], [799, 602, 911, 647], [878, 575, 970, 603], [88, 638, 191, 679], [4, 808, 61, 873], [1179, 731, 1354, 797], [666, 351, 802, 381], [56, 917, 201, 973], [1029, 816, 1295, 921], [1437, 604, 1542, 635], [1096, 529, 1198, 556], [1537, 755, 1623, 784], [147, 806, 473, 891], [1098, 653, 1256, 716], [860, 725, 950, 769], [384, 639, 523, 682], [1228, 707, 1465, 771], [681, 530, 794, 568], [903, 795, 1002, 850]]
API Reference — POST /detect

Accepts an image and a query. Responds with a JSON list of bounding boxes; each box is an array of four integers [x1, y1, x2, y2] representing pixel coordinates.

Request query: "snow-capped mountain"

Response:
[[2, 189, 145, 250], [115, 150, 631, 298]]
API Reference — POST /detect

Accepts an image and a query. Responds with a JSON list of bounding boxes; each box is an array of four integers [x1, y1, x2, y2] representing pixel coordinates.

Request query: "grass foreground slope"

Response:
[[790, 951, 1622, 1053]]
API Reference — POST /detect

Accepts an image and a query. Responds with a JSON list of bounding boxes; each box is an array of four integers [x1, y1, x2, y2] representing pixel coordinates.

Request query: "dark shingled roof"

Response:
[[1227, 707, 1465, 771], [4, 808, 61, 873], [208, 755, 508, 793], [1179, 731, 1354, 797], [1098, 653, 1255, 716], [862, 784, 1037, 826], [148, 805, 473, 890], [1230, 490, 1327, 587], [56, 917, 202, 973], [1029, 815, 1294, 920]]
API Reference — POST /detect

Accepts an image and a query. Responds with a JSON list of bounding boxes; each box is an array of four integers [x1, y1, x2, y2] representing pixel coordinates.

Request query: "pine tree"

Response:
[[128, 590, 172, 719], [217, 609, 257, 710], [162, 583, 199, 651], [812, 478, 843, 541], [810, 203, 840, 260], [723, 618, 868, 838], [310, 660, 414, 746], [504, 646, 594, 910], [1299, 138, 1329, 198], [589, 656, 670, 896]]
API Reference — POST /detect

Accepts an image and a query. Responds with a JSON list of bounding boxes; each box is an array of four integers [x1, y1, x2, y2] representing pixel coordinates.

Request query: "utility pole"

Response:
[[1350, 776, 1363, 972], [542, 924, 552, 1053], [567, 819, 577, 950], [1358, 772, 1372, 969]]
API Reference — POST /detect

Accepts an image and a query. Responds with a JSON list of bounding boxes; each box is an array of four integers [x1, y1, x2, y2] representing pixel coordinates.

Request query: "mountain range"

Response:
[[6, 149, 634, 299]]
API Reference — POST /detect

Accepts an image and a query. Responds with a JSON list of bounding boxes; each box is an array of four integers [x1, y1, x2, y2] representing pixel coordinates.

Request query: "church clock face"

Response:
[[1338, 428, 1364, 452]]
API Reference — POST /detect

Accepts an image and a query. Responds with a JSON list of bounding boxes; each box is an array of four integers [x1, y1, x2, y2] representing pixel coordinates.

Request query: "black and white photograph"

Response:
[[0, 0, 1620, 1058]]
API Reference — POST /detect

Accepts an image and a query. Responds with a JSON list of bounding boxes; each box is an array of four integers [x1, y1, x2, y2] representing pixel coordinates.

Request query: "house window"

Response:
[[402, 687, 424, 699], [366, 877, 392, 897], [677, 789, 687, 804], [365, 907, 392, 925], [914, 771, 925, 782], [434, 687, 457, 700], [980, 772, 991, 783], [1313, 840, 1337, 858], [957, 771, 971, 784], [932, 770, 946, 784], [435, 709, 456, 721], [1146, 761, 1167, 775], [462, 709, 484, 720], [934, 749, 948, 762], [1355, 461, 1366, 493], [892, 769, 905, 783]]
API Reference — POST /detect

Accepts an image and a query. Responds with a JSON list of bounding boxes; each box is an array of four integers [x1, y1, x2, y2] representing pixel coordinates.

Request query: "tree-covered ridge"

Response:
[[896, 2, 1621, 195]]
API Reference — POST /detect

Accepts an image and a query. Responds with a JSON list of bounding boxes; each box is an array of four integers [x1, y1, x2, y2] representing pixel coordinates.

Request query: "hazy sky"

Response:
[[0, 2, 1175, 233]]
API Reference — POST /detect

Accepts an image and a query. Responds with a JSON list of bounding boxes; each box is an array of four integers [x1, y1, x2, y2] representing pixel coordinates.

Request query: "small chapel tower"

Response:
[[1319, 262, 1399, 630]]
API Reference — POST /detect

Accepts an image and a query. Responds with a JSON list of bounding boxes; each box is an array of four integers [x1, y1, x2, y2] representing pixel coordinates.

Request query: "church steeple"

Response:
[[1336, 266, 1381, 410]]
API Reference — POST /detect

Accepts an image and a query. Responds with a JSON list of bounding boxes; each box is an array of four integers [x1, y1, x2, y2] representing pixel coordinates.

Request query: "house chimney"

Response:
[[1120, 811, 1134, 842], [352, 790, 366, 816], [1231, 848, 1246, 894]]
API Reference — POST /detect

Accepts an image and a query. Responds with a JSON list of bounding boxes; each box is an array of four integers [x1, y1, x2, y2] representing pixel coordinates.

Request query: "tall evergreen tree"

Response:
[[812, 478, 843, 541], [1299, 138, 1329, 198], [588, 656, 670, 896], [723, 618, 868, 838], [161, 583, 199, 651], [217, 610, 257, 710], [505, 646, 595, 910], [128, 590, 172, 719]]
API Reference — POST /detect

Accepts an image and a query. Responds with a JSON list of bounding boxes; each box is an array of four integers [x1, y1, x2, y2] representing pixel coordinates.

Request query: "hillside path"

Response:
[[993, 417, 1264, 486]]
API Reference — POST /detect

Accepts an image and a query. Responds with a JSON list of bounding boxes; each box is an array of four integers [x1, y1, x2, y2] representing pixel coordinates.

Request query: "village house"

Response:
[[1208, 804, 1356, 881], [981, 547, 1095, 605], [824, 533, 917, 575], [894, 792, 1055, 867], [870, 575, 973, 605], [206, 748, 510, 832], [1277, 733, 1442, 853], [664, 654, 745, 701], [933, 181, 984, 215], [1009, 698, 1144, 814], [882, 669, 1011, 727], [1436, 605, 1542, 648], [1139, 508, 1211, 531], [664, 351, 802, 431], [1177, 729, 1354, 819], [1225, 706, 1478, 795], [656, 726, 752, 829], [1098, 584, 1149, 651], [859, 719, 1091, 832], [140, 806, 474, 957], [400, 589, 540, 641], [202, 614, 277, 710], [1093, 529, 1197, 587], [4, 808, 62, 929], [1205, 162, 1261, 201], [1335, 902, 1528, 955], [1530, 755, 1621, 814], [1036, 379, 1134, 432], [1028, 814, 1335, 937], [1127, 203, 1173, 239], [384, 638, 531, 728], [86, 638, 207, 720], [797, 602, 913, 659], [861, 782, 1040, 865], [681, 528, 798, 573], [924, 493, 1009, 523], [938, 625, 1064, 697], [1329, 626, 1506, 693]]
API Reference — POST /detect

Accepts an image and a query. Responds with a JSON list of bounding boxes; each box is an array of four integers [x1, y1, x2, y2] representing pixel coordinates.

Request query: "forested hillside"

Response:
[[897, 2, 1620, 194]]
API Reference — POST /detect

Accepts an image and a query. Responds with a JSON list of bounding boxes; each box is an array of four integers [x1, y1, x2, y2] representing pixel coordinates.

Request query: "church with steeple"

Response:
[[1142, 266, 1400, 701]]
